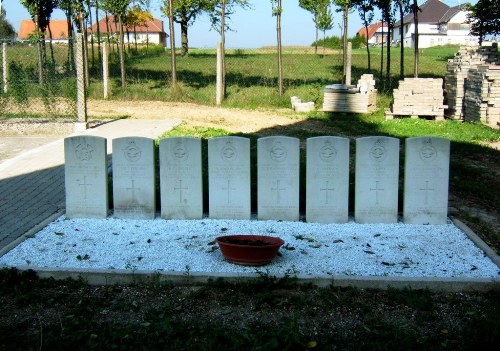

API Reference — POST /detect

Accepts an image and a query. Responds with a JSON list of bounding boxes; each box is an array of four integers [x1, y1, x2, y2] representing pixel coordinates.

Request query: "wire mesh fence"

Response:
[[0, 39, 77, 119]]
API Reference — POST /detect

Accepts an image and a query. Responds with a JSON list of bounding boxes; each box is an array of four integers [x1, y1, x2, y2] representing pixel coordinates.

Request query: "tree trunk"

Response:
[[323, 30, 326, 56], [118, 15, 126, 88], [413, 0, 419, 77], [168, 0, 178, 89], [276, 0, 283, 96], [48, 24, 56, 67], [342, 4, 348, 84], [364, 21, 371, 70], [35, 14, 44, 85], [134, 26, 138, 53], [66, 15, 75, 72], [105, 12, 111, 45], [88, 5, 95, 69], [380, 19, 384, 81], [315, 23, 318, 55], [398, 0, 404, 79], [180, 19, 189, 57], [127, 29, 131, 53], [95, 3, 102, 65], [78, 10, 89, 88], [221, 0, 226, 97], [386, 23, 391, 83]]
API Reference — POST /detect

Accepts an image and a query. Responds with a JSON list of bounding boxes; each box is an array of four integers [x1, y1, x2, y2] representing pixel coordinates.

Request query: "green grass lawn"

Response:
[[88, 45, 461, 109]]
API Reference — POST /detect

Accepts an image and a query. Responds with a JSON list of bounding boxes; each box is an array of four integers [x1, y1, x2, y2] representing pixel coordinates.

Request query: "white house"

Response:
[[357, 21, 391, 45], [88, 16, 167, 47], [393, 0, 478, 48]]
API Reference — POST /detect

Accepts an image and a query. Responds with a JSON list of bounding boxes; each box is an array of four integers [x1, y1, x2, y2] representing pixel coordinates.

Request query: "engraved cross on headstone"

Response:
[[222, 179, 236, 204], [271, 180, 286, 205], [126, 180, 140, 204], [174, 179, 188, 204], [370, 180, 384, 205], [78, 176, 92, 200], [320, 180, 335, 205], [419, 180, 434, 205]]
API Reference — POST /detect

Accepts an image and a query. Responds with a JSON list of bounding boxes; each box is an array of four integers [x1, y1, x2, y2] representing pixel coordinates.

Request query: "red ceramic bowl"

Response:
[[215, 235, 285, 266]]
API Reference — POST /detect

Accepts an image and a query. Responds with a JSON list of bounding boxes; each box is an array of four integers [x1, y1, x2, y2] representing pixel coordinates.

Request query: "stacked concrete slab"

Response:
[[322, 74, 377, 113], [445, 44, 499, 120], [464, 65, 500, 129], [386, 78, 446, 120]]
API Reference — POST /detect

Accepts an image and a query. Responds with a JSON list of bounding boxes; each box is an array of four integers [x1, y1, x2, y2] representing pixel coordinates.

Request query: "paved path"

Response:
[[0, 119, 180, 252]]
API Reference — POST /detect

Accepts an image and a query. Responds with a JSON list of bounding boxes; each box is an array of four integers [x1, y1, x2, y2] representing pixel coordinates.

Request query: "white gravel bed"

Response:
[[1, 216, 499, 279]]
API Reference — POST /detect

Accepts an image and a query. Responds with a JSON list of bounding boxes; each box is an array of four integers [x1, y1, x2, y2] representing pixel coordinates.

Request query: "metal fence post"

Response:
[[75, 33, 88, 131], [2, 43, 7, 94], [102, 42, 110, 99]]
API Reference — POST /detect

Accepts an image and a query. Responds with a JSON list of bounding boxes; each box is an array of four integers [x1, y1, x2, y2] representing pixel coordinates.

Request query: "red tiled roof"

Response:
[[18, 20, 71, 40], [87, 16, 165, 34], [357, 22, 383, 40]]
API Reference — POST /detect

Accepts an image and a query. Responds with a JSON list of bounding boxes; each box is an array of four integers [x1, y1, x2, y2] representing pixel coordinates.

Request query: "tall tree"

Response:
[[271, 0, 282, 96], [299, 0, 330, 55], [106, 0, 129, 88], [396, 0, 410, 79], [207, 0, 251, 99], [375, 0, 393, 84], [167, 0, 179, 91], [161, 0, 212, 57], [125, 5, 152, 53], [317, 3, 333, 56], [20, 0, 57, 84], [0, 8, 17, 39], [57, 0, 76, 71], [412, 0, 420, 77], [467, 0, 500, 46], [356, 0, 374, 70], [333, 0, 356, 84]]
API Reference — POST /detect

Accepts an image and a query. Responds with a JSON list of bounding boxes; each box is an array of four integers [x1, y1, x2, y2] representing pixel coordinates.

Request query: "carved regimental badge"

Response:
[[220, 141, 237, 162], [369, 138, 387, 162], [270, 141, 287, 162], [123, 141, 142, 162], [75, 143, 94, 161], [419, 138, 437, 162], [319, 140, 337, 162]]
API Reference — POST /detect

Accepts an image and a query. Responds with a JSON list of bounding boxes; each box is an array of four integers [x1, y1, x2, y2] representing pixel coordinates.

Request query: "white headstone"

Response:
[[64, 135, 108, 218], [160, 137, 203, 219], [306, 136, 350, 223], [208, 136, 251, 219], [257, 136, 300, 221], [355, 136, 400, 223], [112, 137, 155, 219], [404, 137, 450, 224]]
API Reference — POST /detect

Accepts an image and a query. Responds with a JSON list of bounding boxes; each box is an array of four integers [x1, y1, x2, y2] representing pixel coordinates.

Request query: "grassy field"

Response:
[[90, 45, 460, 109]]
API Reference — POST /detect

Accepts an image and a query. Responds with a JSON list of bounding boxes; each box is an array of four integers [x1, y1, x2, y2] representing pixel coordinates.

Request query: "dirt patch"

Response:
[[87, 100, 306, 134]]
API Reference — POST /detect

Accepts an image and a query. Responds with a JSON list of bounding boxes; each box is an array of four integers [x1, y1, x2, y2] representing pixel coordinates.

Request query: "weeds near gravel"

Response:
[[1, 268, 500, 350]]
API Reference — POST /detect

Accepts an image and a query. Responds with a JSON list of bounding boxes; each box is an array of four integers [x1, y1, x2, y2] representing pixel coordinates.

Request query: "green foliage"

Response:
[[0, 9, 16, 39], [467, 0, 500, 44], [20, 0, 56, 33], [312, 35, 365, 49]]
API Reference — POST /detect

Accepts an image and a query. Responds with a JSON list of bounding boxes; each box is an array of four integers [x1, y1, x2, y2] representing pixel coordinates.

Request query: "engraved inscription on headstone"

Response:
[[112, 137, 155, 219], [355, 136, 399, 223], [208, 136, 250, 219], [65, 135, 108, 218], [404, 137, 450, 224], [160, 137, 203, 219], [306, 136, 350, 223], [258, 136, 300, 221]]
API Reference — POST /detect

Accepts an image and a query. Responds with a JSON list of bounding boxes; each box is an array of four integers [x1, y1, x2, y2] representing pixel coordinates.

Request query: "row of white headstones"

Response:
[[64, 135, 450, 225]]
